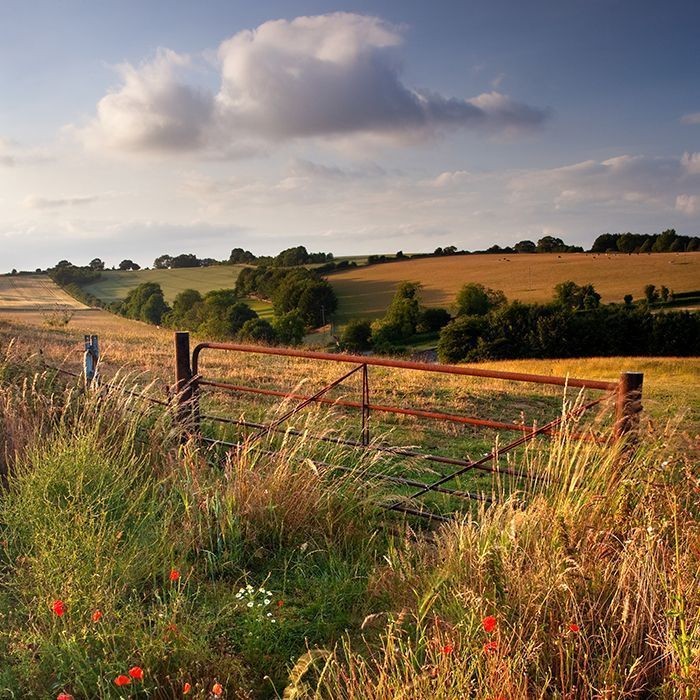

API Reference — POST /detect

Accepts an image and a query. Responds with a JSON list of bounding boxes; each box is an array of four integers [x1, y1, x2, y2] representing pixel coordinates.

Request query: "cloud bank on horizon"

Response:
[[80, 13, 549, 155]]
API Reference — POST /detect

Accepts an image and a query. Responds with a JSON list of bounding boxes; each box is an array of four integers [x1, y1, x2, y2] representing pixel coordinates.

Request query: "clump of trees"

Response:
[[235, 267, 337, 328], [591, 229, 700, 254], [437, 281, 699, 362], [339, 282, 452, 353]]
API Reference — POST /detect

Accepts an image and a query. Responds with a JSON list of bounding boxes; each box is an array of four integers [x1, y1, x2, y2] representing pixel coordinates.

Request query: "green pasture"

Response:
[[81, 266, 274, 318]]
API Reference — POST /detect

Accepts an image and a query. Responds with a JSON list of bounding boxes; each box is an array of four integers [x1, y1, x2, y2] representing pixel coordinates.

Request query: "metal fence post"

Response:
[[84, 334, 99, 387], [174, 331, 198, 441], [615, 371, 644, 440]]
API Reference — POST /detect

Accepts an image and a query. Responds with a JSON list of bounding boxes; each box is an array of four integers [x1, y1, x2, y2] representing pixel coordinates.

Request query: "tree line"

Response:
[[339, 280, 700, 360]]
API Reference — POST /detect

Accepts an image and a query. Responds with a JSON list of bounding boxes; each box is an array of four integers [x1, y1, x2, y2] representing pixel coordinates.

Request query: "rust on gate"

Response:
[[173, 334, 642, 520]]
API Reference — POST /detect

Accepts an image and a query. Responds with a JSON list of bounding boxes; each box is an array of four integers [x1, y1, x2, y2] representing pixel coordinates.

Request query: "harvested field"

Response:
[[328, 251, 700, 322]]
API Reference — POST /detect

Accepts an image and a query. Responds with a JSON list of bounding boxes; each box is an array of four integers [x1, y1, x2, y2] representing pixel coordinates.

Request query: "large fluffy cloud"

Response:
[[81, 13, 548, 155], [83, 49, 214, 152]]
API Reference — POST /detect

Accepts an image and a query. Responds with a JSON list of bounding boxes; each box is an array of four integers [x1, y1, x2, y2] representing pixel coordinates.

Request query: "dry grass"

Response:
[[0, 274, 86, 311], [328, 252, 700, 322]]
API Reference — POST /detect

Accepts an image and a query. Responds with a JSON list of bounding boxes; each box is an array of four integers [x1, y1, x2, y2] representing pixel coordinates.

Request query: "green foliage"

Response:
[[455, 283, 506, 317], [340, 319, 373, 352], [120, 282, 170, 325], [383, 282, 422, 338], [553, 280, 601, 310], [238, 318, 278, 344], [229, 248, 257, 264], [273, 311, 305, 345], [438, 297, 700, 363], [591, 228, 700, 253], [118, 259, 140, 271], [416, 307, 452, 333]]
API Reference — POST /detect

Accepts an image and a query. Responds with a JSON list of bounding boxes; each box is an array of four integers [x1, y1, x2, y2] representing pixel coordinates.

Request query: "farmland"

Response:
[[328, 251, 700, 322], [0, 274, 87, 311], [1, 296, 700, 697], [81, 265, 245, 303]]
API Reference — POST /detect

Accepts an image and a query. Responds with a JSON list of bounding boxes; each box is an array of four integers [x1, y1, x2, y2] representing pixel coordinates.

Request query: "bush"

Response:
[[340, 319, 373, 352]]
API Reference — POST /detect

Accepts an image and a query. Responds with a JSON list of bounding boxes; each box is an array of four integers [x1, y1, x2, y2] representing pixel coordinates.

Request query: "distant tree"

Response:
[[238, 318, 277, 344], [455, 283, 506, 317], [644, 284, 659, 304], [121, 282, 169, 325], [659, 285, 670, 303], [118, 259, 140, 271], [416, 307, 452, 333], [383, 281, 422, 337], [273, 311, 306, 345], [652, 229, 677, 252], [396, 250, 406, 259], [229, 248, 257, 264], [55, 260, 73, 268], [433, 247, 444, 256], [514, 239, 537, 253], [170, 253, 200, 268], [340, 319, 373, 352], [11, 269, 17, 275], [275, 245, 309, 267], [153, 255, 172, 269], [624, 294, 634, 307], [89, 258, 105, 271], [443, 245, 458, 255], [536, 236, 566, 253], [553, 281, 601, 310]]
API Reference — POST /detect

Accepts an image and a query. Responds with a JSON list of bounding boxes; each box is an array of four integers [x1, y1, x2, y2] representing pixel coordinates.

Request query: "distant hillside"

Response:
[[328, 251, 700, 323], [81, 265, 246, 303]]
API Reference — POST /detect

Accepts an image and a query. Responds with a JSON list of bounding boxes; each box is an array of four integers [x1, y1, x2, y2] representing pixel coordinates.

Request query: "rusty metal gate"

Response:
[[173, 332, 643, 522]]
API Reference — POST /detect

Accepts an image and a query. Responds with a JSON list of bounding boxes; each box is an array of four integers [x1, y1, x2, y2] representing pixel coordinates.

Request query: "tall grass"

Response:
[[296, 427, 700, 699], [0, 344, 698, 698]]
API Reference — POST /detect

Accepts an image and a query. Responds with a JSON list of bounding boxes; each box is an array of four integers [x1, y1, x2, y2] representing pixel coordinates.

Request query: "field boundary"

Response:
[[174, 333, 643, 521]]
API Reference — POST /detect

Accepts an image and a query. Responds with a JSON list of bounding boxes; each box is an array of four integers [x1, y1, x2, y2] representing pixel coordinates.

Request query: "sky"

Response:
[[1, 0, 699, 271]]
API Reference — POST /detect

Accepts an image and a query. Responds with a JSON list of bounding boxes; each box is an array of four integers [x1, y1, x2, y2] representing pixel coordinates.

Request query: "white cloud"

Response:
[[676, 194, 699, 215], [681, 151, 700, 175], [432, 170, 471, 187], [82, 48, 214, 153], [680, 112, 700, 125], [79, 12, 548, 156], [0, 137, 53, 166], [23, 194, 100, 209]]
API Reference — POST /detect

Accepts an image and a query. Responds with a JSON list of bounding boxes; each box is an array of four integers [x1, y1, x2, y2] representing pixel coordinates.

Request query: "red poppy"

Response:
[[212, 681, 223, 696], [482, 615, 497, 633], [114, 675, 131, 686], [169, 569, 181, 582], [57, 693, 75, 700], [52, 600, 66, 617], [183, 682, 192, 694], [128, 666, 144, 681], [91, 609, 103, 623], [483, 640, 498, 653], [277, 600, 284, 607], [440, 643, 454, 654], [568, 623, 580, 633]]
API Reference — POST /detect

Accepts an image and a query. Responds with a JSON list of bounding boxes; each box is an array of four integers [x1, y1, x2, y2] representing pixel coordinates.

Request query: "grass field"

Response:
[[328, 251, 700, 323], [1, 312, 698, 697], [0, 274, 87, 311], [81, 266, 246, 303]]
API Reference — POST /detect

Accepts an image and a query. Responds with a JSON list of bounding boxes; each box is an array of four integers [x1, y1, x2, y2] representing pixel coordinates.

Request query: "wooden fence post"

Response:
[[83, 334, 99, 387], [615, 371, 644, 440], [174, 331, 198, 440]]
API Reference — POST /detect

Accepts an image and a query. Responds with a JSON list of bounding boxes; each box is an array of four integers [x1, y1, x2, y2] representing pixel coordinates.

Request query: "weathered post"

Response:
[[614, 371, 644, 440], [83, 334, 99, 387], [174, 331, 198, 440]]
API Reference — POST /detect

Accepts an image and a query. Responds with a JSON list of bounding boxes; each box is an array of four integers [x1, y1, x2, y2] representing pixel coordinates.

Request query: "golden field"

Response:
[[328, 251, 700, 321]]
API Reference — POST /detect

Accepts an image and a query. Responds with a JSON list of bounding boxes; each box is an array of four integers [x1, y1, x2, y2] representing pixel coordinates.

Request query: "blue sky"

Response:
[[1, 0, 699, 271]]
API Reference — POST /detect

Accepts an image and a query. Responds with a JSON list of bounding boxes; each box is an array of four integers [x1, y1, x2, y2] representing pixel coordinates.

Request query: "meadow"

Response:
[[328, 252, 700, 322], [0, 292, 699, 698]]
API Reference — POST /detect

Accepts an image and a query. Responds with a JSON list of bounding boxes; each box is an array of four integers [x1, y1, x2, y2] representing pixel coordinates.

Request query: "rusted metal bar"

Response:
[[201, 436, 492, 502], [192, 342, 618, 391], [197, 379, 549, 434], [246, 364, 364, 443], [388, 394, 606, 509], [614, 372, 644, 440], [199, 411, 546, 480]]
